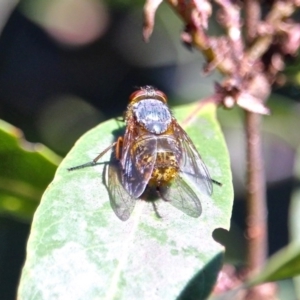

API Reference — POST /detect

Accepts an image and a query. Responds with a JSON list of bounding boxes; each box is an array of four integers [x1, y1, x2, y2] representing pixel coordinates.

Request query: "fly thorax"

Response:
[[132, 99, 172, 134]]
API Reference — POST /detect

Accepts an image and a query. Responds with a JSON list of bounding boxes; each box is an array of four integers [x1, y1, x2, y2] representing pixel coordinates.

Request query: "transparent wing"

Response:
[[160, 176, 202, 218], [173, 121, 213, 195], [106, 161, 136, 221], [121, 131, 157, 198]]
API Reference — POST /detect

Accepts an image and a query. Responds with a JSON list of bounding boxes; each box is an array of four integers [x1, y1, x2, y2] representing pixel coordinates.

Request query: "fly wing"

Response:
[[121, 128, 157, 198], [160, 176, 202, 218], [173, 121, 213, 195], [106, 161, 136, 221]]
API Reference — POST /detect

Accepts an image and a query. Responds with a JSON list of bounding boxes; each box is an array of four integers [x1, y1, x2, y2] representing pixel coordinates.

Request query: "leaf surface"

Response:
[[18, 102, 233, 300]]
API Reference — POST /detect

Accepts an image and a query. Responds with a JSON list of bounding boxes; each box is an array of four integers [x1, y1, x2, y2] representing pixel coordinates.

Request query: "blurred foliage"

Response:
[[0, 119, 61, 221], [247, 241, 300, 287], [289, 146, 300, 299]]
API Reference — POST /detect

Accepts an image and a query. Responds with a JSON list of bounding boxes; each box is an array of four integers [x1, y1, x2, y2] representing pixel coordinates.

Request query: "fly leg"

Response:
[[68, 137, 123, 171], [114, 137, 123, 160], [151, 201, 162, 219], [156, 186, 169, 202], [212, 178, 222, 186]]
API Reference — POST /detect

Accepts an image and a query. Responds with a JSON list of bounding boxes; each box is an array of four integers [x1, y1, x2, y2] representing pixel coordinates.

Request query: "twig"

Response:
[[244, 112, 269, 299], [244, 0, 267, 273], [243, 1, 278, 299]]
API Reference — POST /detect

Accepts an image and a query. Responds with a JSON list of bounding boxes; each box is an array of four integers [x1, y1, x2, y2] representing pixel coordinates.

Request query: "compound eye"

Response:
[[154, 90, 167, 103], [129, 90, 145, 103], [129, 86, 168, 103]]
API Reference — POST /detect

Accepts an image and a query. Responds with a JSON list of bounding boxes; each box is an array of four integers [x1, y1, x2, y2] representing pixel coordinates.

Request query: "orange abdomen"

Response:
[[148, 152, 179, 187]]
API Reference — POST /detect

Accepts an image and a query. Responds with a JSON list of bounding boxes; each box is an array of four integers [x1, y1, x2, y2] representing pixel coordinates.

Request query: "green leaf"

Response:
[[246, 242, 300, 286], [289, 145, 300, 298], [18, 102, 233, 299], [0, 119, 61, 221], [290, 145, 300, 244]]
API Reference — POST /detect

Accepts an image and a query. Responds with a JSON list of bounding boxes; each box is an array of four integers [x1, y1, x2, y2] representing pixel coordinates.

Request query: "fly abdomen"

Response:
[[149, 152, 179, 187]]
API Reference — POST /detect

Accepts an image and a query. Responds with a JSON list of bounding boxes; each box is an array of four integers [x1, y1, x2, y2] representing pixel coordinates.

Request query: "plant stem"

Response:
[[245, 112, 267, 272], [244, 1, 272, 298], [244, 0, 268, 272]]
